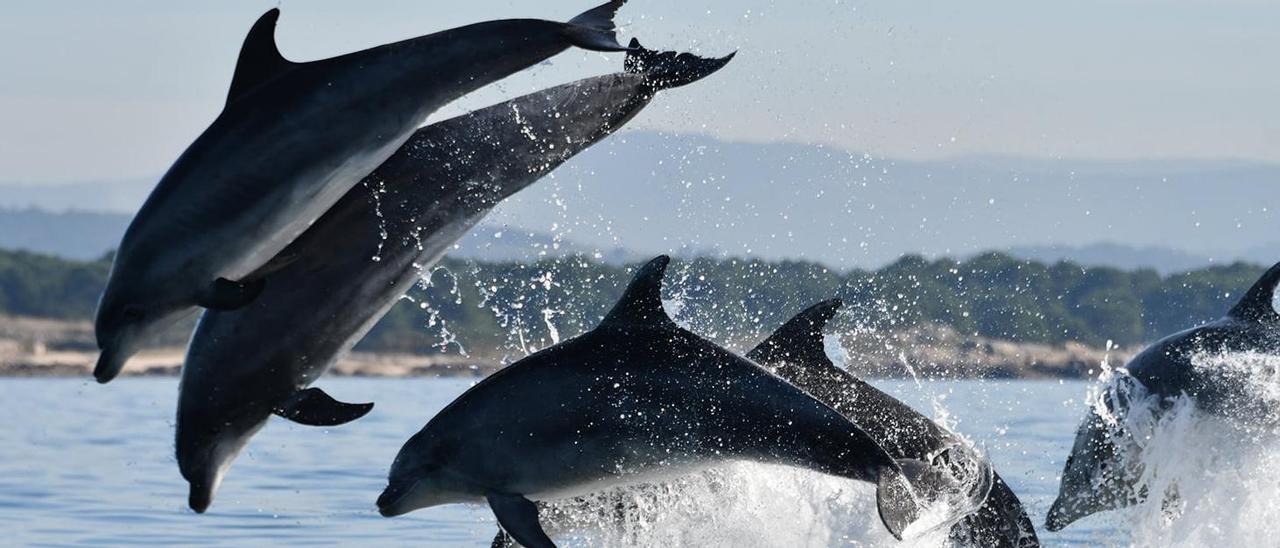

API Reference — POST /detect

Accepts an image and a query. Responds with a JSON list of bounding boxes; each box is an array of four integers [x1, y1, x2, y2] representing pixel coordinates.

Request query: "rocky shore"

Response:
[[0, 315, 1131, 380]]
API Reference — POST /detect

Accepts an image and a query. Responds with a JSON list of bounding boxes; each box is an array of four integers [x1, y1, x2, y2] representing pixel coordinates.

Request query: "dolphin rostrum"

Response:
[[1047, 261, 1280, 531], [747, 299, 1038, 547], [93, 1, 630, 382], [377, 256, 925, 546], [176, 45, 734, 513]]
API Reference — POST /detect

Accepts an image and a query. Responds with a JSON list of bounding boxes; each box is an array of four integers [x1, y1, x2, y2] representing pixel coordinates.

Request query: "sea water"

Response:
[[0, 377, 1176, 546]]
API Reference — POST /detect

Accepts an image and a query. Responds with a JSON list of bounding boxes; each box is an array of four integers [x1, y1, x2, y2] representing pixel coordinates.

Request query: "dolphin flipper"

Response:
[[273, 388, 374, 426], [199, 277, 266, 310], [562, 0, 629, 52], [487, 493, 555, 548], [877, 466, 922, 540], [491, 529, 515, 548]]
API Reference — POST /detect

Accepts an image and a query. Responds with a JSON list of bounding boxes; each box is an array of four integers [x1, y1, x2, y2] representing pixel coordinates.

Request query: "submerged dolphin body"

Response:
[[176, 46, 734, 513], [1047, 262, 1280, 531], [747, 300, 1038, 547], [378, 256, 925, 547], [93, 1, 630, 382]]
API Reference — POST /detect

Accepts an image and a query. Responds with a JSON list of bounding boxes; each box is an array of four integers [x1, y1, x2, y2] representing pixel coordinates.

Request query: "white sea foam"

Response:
[[541, 463, 951, 547], [1082, 351, 1280, 546]]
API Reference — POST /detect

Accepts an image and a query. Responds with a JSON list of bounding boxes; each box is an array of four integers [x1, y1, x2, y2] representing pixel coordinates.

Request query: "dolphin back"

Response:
[[750, 300, 1040, 546]]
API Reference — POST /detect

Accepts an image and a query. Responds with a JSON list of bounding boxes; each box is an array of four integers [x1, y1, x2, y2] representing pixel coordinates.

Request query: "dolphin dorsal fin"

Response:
[[1228, 261, 1280, 323], [227, 9, 293, 105], [600, 255, 678, 330], [747, 299, 843, 367]]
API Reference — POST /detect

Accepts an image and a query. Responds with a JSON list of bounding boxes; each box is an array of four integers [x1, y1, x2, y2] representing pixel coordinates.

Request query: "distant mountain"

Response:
[[0, 208, 130, 261], [449, 225, 641, 264], [0, 207, 645, 264], [1241, 242, 1280, 267], [4, 206, 1275, 275], [0, 179, 152, 213], [4, 130, 1278, 268], [1005, 243, 1214, 274]]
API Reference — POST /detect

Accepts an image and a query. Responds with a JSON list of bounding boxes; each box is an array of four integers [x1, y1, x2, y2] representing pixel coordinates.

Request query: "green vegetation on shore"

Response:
[[0, 247, 1265, 355]]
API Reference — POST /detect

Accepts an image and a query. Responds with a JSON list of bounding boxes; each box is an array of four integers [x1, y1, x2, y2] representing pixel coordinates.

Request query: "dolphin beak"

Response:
[[93, 346, 127, 384], [185, 466, 226, 514], [376, 482, 410, 517], [189, 481, 214, 514], [180, 441, 236, 514], [376, 478, 422, 517]]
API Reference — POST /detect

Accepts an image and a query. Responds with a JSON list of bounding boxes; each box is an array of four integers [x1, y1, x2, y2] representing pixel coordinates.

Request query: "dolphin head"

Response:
[[93, 282, 184, 383], [377, 430, 467, 517], [176, 427, 255, 513], [1046, 385, 1145, 531], [176, 397, 269, 513]]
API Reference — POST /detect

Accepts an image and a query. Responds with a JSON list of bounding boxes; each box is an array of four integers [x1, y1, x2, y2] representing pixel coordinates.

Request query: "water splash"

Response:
[[537, 463, 951, 547], [1080, 352, 1280, 546]]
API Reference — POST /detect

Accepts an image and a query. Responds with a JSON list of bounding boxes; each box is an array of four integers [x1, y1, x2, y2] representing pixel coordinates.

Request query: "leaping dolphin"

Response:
[[175, 45, 734, 514], [1047, 261, 1280, 531], [747, 300, 1038, 547], [377, 256, 925, 547], [93, 1, 630, 382], [491, 298, 1027, 547]]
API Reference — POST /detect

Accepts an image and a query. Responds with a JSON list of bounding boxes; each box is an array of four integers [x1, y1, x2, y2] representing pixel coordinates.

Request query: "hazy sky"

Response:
[[1, 0, 1277, 184]]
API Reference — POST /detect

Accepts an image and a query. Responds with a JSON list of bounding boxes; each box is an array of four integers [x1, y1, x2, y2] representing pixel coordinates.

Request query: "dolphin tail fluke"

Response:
[[273, 388, 374, 427], [562, 0, 630, 52], [876, 465, 921, 540], [624, 38, 737, 90]]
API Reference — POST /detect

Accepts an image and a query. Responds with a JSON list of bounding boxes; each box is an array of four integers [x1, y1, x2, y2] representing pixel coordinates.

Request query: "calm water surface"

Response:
[[0, 378, 1115, 546]]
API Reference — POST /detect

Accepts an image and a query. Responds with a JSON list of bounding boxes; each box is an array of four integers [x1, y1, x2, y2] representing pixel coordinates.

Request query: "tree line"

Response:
[[0, 247, 1265, 355]]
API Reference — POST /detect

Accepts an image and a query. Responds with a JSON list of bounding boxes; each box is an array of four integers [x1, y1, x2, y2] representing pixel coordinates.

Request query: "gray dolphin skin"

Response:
[[1046, 261, 1280, 531], [377, 256, 923, 547], [746, 299, 1038, 547], [491, 298, 1029, 548], [93, 1, 631, 383], [175, 46, 735, 514]]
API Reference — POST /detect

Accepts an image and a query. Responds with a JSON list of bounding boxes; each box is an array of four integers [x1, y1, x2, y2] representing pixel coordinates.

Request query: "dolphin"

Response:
[[93, 1, 631, 382], [175, 45, 735, 513], [746, 299, 1038, 547], [377, 256, 926, 547], [490, 297, 1025, 548], [1046, 261, 1280, 531]]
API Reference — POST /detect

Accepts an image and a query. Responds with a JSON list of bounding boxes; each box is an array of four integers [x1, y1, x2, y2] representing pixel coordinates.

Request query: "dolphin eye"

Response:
[[122, 305, 145, 321]]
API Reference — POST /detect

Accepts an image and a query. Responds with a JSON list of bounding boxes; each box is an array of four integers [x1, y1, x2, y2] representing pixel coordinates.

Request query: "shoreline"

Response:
[[0, 349, 504, 379], [0, 314, 1132, 380]]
